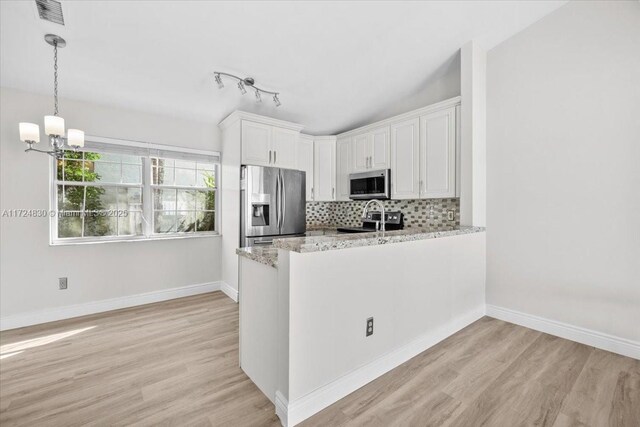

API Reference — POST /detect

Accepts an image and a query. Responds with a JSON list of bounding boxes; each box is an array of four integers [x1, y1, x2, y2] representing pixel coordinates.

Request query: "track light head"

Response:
[[273, 94, 281, 107], [215, 74, 224, 89], [237, 81, 246, 95], [255, 90, 262, 103]]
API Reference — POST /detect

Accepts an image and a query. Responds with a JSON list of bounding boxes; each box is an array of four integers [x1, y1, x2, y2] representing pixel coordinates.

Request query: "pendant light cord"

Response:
[[53, 40, 58, 116]]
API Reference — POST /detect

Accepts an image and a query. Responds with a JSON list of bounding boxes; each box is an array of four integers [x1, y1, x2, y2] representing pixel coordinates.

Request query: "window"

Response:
[[52, 138, 219, 244]]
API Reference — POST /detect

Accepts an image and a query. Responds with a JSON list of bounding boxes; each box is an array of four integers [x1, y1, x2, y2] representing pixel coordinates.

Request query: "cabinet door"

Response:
[[297, 136, 314, 201], [420, 107, 456, 198], [272, 127, 298, 169], [336, 138, 352, 201], [313, 139, 336, 201], [241, 121, 272, 166], [352, 133, 370, 172], [391, 118, 420, 199], [370, 126, 390, 169]]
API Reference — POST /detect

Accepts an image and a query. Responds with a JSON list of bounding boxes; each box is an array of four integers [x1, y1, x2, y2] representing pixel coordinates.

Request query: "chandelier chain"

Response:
[[53, 40, 58, 116]]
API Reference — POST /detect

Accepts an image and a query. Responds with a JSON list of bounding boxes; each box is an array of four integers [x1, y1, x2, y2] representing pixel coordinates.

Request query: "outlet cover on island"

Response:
[[59, 277, 68, 290], [447, 210, 455, 221]]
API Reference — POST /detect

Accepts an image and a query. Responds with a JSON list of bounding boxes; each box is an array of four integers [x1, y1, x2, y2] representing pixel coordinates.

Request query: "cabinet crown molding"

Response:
[[337, 96, 461, 138], [219, 110, 305, 132]]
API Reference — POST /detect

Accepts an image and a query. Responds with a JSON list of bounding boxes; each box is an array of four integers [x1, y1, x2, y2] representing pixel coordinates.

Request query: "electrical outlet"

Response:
[[447, 210, 455, 221], [59, 277, 68, 290], [366, 317, 374, 337]]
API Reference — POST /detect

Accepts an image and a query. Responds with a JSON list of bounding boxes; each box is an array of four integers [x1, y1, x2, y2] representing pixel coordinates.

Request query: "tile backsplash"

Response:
[[306, 198, 460, 229]]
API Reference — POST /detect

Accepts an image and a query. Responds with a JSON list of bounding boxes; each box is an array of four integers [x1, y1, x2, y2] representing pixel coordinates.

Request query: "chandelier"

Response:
[[214, 71, 281, 107], [19, 34, 85, 158]]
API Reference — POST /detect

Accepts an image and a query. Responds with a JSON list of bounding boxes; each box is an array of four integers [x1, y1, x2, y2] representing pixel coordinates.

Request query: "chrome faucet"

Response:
[[362, 199, 386, 232]]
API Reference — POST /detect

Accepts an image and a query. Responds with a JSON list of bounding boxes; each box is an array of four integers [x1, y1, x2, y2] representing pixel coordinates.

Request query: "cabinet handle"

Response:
[[332, 188, 335, 198], [274, 150, 277, 164], [311, 187, 314, 200], [269, 150, 272, 163]]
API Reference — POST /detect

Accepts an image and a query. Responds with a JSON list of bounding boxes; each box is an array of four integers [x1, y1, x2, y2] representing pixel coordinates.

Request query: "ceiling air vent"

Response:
[[35, 0, 65, 26]]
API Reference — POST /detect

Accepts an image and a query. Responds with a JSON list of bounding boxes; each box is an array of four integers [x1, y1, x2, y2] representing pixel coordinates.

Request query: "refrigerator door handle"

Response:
[[281, 171, 286, 229]]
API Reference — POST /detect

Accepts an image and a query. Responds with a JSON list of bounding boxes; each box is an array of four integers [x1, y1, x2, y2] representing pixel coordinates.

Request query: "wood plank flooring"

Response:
[[1, 293, 638, 427]]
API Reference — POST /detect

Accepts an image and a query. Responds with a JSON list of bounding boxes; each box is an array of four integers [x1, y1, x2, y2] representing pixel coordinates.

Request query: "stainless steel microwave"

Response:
[[349, 169, 391, 200]]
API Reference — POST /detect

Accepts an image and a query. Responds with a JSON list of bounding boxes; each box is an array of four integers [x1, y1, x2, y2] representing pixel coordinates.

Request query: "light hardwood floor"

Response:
[[1, 293, 638, 426]]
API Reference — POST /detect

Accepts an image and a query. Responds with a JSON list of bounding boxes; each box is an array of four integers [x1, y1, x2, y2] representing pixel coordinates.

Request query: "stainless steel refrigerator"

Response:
[[240, 165, 306, 247]]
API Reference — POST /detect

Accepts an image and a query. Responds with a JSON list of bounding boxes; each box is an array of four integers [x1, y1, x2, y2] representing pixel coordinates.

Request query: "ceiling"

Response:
[[0, 1, 567, 135]]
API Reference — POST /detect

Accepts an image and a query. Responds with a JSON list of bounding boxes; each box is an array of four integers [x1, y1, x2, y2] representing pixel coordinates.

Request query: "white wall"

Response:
[[0, 87, 222, 326], [486, 1, 640, 342]]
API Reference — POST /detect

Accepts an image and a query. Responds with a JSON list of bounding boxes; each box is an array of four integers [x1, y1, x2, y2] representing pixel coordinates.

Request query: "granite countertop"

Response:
[[237, 226, 485, 267], [272, 226, 485, 254], [236, 246, 278, 268]]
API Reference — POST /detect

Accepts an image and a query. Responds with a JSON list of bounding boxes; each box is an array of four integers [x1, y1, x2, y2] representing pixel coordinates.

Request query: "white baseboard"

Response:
[[221, 281, 239, 302], [275, 391, 289, 427], [486, 304, 640, 360], [0, 281, 224, 331], [278, 306, 485, 427]]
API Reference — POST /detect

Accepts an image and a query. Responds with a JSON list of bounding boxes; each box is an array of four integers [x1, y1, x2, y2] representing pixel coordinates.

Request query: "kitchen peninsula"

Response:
[[237, 225, 486, 426]]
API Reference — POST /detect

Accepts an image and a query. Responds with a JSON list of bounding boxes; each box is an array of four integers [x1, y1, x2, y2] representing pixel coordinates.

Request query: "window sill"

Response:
[[50, 232, 221, 246]]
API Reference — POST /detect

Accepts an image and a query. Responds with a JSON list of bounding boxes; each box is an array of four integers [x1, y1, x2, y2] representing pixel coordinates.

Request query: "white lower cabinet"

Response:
[[297, 135, 315, 201], [336, 138, 352, 201], [420, 107, 457, 198], [390, 118, 420, 199], [313, 137, 336, 201]]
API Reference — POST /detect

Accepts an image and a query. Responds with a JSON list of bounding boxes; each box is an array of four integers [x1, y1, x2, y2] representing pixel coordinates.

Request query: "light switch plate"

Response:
[[59, 277, 68, 290], [447, 210, 455, 221]]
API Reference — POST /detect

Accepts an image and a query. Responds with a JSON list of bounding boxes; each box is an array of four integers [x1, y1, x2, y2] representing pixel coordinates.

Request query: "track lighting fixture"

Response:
[[214, 71, 281, 107]]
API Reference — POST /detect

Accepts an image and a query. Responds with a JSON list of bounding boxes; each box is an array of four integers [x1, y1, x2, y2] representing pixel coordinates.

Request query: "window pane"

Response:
[[63, 150, 83, 160], [58, 185, 84, 210], [195, 190, 215, 211], [153, 189, 176, 211], [58, 214, 83, 238], [197, 169, 216, 188], [118, 211, 143, 236], [118, 187, 143, 211], [93, 162, 121, 184], [196, 211, 215, 232], [196, 162, 215, 171], [85, 186, 118, 211], [175, 168, 196, 186], [175, 159, 196, 169], [96, 152, 121, 163], [177, 190, 196, 210], [61, 159, 84, 182], [154, 211, 177, 233], [84, 212, 117, 237], [122, 164, 142, 184], [152, 165, 174, 185], [176, 211, 196, 232]]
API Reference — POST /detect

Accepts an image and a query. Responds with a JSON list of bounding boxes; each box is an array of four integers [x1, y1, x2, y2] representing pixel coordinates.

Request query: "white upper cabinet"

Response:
[[336, 137, 352, 201], [420, 107, 456, 198], [241, 121, 272, 166], [271, 127, 298, 169], [313, 138, 336, 201], [297, 135, 315, 201], [351, 127, 390, 172], [370, 126, 390, 169], [352, 133, 369, 172], [390, 118, 420, 199], [241, 121, 299, 169]]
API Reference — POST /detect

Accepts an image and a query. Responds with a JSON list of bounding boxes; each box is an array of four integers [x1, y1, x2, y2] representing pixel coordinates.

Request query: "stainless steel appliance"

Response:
[[337, 211, 404, 234], [349, 169, 391, 200], [241, 165, 306, 247]]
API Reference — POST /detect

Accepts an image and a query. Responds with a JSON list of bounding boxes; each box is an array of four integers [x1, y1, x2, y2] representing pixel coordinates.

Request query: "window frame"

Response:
[[50, 136, 220, 245]]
